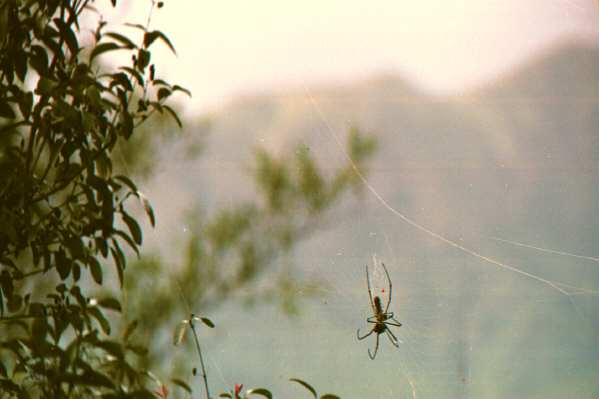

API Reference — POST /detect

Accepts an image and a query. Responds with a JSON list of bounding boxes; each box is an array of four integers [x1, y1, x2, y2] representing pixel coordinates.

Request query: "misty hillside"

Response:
[[172, 42, 599, 248], [149, 41, 599, 398]]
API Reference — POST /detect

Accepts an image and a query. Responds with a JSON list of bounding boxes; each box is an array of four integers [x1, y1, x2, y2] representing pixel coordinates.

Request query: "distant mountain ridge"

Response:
[[470, 41, 599, 99], [181, 41, 599, 247], [205, 41, 599, 165]]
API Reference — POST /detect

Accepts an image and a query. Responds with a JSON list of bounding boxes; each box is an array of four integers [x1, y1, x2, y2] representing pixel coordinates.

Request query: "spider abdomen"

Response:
[[373, 323, 386, 334]]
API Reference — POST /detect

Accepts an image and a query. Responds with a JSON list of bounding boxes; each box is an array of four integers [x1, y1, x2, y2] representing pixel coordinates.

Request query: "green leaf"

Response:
[[18, 91, 33, 119], [88, 306, 111, 335], [170, 378, 192, 393], [54, 18, 79, 56], [124, 320, 138, 342], [152, 78, 169, 87], [55, 250, 71, 280], [122, 213, 143, 245], [173, 321, 187, 345], [29, 302, 45, 317], [35, 77, 58, 95], [0, 270, 13, 298], [120, 66, 144, 86], [98, 297, 121, 312], [95, 339, 124, 359], [80, 369, 115, 388], [149, 101, 163, 113], [31, 316, 48, 342], [320, 395, 341, 399], [142, 196, 155, 227], [246, 388, 273, 399], [100, 188, 115, 234], [200, 317, 215, 328], [96, 237, 109, 257], [126, 343, 148, 356], [6, 294, 22, 313], [0, 100, 15, 118], [290, 379, 317, 399], [89, 257, 103, 284], [105, 32, 137, 49], [219, 394, 232, 399], [110, 239, 127, 286], [172, 84, 192, 97], [114, 175, 138, 192], [157, 87, 171, 101], [14, 50, 27, 82], [144, 30, 176, 54], [30, 45, 49, 76], [90, 42, 121, 63], [136, 48, 151, 70], [70, 285, 86, 307], [163, 104, 182, 128], [109, 72, 133, 91], [119, 110, 134, 139], [0, 120, 29, 134], [143, 31, 160, 48], [66, 236, 85, 259], [124, 23, 147, 32], [73, 263, 81, 281]]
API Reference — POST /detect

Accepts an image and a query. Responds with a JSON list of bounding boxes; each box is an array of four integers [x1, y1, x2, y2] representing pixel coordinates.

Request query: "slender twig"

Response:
[[188, 314, 211, 399]]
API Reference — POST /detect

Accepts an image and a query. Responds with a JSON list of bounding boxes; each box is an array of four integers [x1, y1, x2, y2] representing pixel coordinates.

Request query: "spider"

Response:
[[357, 262, 402, 359]]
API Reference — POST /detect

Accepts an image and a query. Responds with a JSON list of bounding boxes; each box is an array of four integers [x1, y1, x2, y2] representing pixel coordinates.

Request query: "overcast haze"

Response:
[[99, 1, 599, 112]]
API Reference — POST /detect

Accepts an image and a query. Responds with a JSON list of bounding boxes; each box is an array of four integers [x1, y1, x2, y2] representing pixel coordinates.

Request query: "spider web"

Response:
[[303, 88, 599, 298], [299, 85, 599, 398]]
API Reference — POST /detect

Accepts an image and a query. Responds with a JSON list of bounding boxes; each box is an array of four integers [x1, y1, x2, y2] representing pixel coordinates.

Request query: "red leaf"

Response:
[[154, 384, 169, 398], [235, 383, 244, 399]]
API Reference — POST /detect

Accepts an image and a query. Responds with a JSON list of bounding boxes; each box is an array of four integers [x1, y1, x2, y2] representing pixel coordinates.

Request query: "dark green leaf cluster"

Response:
[[0, 0, 186, 397]]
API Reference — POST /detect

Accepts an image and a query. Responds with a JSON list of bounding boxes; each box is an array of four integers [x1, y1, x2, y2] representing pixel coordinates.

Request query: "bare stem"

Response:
[[189, 314, 211, 399]]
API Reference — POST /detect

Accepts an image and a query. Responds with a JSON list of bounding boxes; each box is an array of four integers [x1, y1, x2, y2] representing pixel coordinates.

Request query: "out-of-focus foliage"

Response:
[[0, 0, 187, 396], [123, 128, 376, 369]]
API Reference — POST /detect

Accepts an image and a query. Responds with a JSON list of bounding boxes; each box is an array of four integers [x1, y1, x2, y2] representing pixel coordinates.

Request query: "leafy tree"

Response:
[[0, 0, 375, 398], [0, 0, 188, 396]]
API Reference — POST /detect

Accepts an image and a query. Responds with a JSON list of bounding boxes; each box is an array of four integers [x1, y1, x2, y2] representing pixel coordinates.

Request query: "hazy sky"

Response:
[[100, 1, 599, 112]]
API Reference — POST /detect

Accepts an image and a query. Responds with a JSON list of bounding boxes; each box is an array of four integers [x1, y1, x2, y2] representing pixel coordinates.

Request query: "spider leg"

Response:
[[385, 327, 400, 348], [368, 333, 380, 360], [381, 312, 402, 327], [381, 263, 392, 313], [365, 265, 376, 315], [385, 318, 402, 327], [357, 327, 374, 340]]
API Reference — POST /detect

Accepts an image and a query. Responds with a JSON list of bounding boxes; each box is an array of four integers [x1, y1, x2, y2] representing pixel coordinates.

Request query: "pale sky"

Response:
[[99, 1, 599, 113]]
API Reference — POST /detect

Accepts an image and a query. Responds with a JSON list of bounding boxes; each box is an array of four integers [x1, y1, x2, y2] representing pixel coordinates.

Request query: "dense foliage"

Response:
[[0, 0, 189, 396], [0, 1, 375, 398]]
